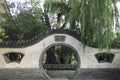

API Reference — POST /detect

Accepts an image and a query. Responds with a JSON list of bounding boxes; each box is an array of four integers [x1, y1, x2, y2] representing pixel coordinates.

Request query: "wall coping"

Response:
[[0, 29, 80, 48], [0, 29, 119, 48]]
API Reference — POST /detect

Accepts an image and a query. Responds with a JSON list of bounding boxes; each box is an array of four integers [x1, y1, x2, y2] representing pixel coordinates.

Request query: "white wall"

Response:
[[0, 34, 120, 69]]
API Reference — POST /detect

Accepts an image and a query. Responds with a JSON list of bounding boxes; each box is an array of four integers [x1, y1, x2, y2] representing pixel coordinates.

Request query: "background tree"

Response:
[[44, 46, 77, 64], [44, 0, 120, 51], [0, 1, 48, 40], [41, 0, 120, 64]]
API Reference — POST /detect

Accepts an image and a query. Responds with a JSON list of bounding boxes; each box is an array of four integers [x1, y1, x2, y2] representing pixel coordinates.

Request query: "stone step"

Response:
[[0, 68, 46, 79], [74, 68, 120, 80], [0, 68, 120, 80], [50, 79, 69, 80]]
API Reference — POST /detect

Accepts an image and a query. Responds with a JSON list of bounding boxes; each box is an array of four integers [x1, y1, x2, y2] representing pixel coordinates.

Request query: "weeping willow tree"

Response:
[[44, 0, 120, 51]]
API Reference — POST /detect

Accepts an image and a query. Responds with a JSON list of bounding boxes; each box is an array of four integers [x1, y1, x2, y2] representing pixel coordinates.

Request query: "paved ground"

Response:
[[74, 68, 120, 80], [0, 68, 47, 80], [0, 68, 120, 80]]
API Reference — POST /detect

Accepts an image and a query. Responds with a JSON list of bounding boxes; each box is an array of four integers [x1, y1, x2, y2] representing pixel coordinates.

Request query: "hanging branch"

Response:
[[44, 0, 120, 51]]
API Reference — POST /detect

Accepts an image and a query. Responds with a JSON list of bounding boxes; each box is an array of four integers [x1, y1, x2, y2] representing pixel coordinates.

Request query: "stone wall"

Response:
[[0, 29, 120, 79], [0, 33, 120, 69]]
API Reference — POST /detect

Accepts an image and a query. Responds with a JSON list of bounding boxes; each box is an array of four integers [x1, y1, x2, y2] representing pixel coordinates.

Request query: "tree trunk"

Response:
[[45, 47, 58, 64]]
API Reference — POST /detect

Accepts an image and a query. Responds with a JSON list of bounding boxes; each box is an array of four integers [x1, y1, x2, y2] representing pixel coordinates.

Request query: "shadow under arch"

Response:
[[39, 43, 81, 79]]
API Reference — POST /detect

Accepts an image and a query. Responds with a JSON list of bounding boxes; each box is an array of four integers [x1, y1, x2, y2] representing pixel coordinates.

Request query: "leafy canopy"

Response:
[[44, 0, 120, 51], [0, 0, 49, 41]]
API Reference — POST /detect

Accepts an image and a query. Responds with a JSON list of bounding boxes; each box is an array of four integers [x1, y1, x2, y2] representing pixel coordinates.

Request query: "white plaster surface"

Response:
[[0, 34, 120, 68]]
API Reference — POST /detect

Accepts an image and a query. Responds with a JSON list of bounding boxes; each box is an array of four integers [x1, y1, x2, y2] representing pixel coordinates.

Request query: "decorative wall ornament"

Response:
[[3, 52, 24, 63], [95, 52, 115, 63], [55, 35, 66, 42]]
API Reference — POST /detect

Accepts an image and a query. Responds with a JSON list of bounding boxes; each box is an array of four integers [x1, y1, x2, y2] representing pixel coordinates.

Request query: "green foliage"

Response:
[[44, 0, 70, 14], [0, 28, 7, 42], [1, 0, 119, 51], [44, 0, 120, 51], [56, 46, 75, 64], [78, 0, 117, 50], [0, 0, 49, 41], [44, 0, 71, 28], [0, 10, 48, 40], [116, 32, 120, 39], [42, 45, 77, 64]]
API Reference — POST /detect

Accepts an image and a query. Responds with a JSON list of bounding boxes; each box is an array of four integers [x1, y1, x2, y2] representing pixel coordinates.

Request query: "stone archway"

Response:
[[39, 43, 81, 79]]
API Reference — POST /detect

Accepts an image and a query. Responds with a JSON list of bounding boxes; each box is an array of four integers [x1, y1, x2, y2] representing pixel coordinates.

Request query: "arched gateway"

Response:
[[0, 29, 120, 80]]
